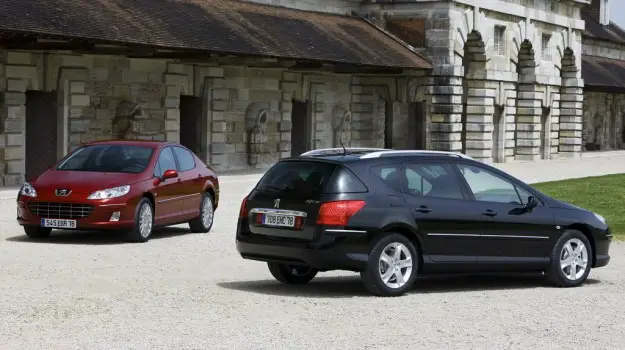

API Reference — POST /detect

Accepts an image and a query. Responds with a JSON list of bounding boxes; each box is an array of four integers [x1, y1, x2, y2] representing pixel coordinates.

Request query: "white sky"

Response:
[[611, 1, 625, 28]]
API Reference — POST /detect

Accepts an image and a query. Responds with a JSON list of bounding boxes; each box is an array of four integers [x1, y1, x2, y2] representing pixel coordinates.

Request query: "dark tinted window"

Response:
[[370, 164, 403, 191], [325, 167, 368, 193], [403, 162, 464, 200], [173, 146, 195, 172], [154, 147, 177, 177], [57, 144, 153, 173], [255, 160, 337, 196], [456, 164, 531, 204]]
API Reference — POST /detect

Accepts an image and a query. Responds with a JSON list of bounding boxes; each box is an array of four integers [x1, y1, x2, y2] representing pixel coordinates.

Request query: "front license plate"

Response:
[[262, 213, 295, 227], [41, 218, 77, 229]]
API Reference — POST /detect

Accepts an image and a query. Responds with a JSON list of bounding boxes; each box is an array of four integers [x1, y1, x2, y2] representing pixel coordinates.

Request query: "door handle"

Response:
[[483, 209, 497, 217], [415, 206, 432, 214]]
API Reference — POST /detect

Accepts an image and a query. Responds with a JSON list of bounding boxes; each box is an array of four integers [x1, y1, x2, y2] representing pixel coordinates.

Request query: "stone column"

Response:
[[515, 57, 541, 160], [559, 79, 584, 157], [1, 52, 42, 185], [426, 65, 463, 152]]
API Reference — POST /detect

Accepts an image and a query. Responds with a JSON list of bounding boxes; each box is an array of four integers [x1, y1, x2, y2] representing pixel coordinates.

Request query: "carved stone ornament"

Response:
[[112, 100, 143, 139]]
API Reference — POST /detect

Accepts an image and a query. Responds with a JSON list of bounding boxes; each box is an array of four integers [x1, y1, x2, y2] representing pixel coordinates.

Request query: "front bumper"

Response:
[[17, 198, 137, 230], [235, 219, 372, 271]]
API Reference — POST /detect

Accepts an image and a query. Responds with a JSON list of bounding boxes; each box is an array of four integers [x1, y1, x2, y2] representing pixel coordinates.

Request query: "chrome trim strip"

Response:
[[427, 233, 549, 240], [249, 208, 308, 217], [99, 203, 127, 208], [157, 193, 201, 204], [325, 229, 367, 234]]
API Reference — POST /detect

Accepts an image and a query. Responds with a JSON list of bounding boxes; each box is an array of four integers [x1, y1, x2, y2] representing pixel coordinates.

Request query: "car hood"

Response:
[[33, 170, 145, 194], [549, 198, 590, 213]]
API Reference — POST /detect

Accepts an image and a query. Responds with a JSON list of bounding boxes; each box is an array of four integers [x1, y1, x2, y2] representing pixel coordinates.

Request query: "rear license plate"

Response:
[[262, 213, 295, 227], [41, 218, 77, 229]]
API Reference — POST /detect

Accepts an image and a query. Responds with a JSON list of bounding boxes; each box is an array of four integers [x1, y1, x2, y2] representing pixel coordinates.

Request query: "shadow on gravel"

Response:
[[5, 226, 191, 245], [218, 273, 601, 298]]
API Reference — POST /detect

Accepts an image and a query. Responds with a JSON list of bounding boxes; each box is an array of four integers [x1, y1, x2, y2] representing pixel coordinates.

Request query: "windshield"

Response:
[[56, 144, 154, 173]]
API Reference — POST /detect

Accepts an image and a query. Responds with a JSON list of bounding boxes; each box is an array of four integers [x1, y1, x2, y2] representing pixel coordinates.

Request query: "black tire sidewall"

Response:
[[128, 198, 154, 242], [547, 230, 592, 287], [361, 233, 419, 297], [189, 192, 214, 233]]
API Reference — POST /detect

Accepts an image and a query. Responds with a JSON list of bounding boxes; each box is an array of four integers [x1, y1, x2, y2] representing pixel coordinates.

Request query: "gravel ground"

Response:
[[1, 154, 625, 349]]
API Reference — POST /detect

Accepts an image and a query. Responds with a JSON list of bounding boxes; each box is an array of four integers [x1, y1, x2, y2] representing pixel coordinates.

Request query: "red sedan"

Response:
[[17, 140, 219, 242]]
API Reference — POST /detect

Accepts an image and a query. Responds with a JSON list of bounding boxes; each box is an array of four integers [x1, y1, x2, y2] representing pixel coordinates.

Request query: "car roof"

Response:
[[81, 139, 176, 149], [294, 148, 473, 163]]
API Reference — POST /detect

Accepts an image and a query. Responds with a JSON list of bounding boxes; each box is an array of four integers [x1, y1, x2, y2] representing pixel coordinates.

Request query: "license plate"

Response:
[[262, 213, 295, 227], [41, 218, 77, 229]]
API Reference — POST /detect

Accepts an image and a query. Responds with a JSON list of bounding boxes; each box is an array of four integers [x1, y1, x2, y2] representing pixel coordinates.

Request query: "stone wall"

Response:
[[0, 49, 417, 183], [362, 0, 585, 162], [583, 91, 625, 150]]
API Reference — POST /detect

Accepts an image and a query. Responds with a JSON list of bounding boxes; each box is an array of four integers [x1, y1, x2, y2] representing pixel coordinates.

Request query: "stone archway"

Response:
[[453, 8, 489, 159]]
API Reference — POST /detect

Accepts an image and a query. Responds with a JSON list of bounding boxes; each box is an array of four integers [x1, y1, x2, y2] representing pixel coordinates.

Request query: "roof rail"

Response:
[[300, 147, 389, 157], [359, 150, 473, 159]]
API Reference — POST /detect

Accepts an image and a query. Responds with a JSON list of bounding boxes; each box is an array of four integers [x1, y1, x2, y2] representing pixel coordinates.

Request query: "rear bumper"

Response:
[[236, 222, 371, 271]]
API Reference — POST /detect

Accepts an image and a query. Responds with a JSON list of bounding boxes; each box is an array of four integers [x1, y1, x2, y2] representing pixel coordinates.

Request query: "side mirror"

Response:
[[162, 169, 178, 180], [526, 196, 539, 210]]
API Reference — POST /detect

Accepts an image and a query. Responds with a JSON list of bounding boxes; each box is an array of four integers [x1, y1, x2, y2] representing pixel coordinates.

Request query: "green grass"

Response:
[[533, 174, 625, 238]]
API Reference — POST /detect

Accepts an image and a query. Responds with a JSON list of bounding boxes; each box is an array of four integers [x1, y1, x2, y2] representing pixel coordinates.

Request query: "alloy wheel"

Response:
[[139, 203, 153, 238], [560, 238, 589, 281], [201, 196, 214, 228], [378, 242, 413, 289]]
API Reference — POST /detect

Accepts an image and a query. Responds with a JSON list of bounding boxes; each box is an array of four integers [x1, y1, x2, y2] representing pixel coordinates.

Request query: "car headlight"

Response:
[[19, 182, 37, 197], [87, 185, 130, 200], [594, 212, 607, 225]]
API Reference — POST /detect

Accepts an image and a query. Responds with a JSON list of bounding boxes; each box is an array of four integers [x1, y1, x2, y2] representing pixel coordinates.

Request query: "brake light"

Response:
[[239, 196, 248, 218], [316, 200, 366, 226]]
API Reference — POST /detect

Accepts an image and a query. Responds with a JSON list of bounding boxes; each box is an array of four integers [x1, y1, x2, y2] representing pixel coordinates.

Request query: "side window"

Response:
[[456, 164, 525, 204], [154, 147, 177, 177], [172, 146, 196, 172], [403, 163, 465, 200], [370, 164, 403, 191]]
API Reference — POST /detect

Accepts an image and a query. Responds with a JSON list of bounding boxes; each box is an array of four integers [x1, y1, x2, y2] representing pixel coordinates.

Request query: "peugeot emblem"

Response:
[[55, 189, 71, 196], [273, 198, 280, 209]]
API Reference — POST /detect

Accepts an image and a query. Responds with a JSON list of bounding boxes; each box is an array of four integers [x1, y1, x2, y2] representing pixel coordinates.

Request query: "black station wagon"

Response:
[[235, 148, 612, 297]]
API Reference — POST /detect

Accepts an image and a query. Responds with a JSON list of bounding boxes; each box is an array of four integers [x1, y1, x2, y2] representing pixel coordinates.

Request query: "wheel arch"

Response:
[[380, 222, 424, 270], [566, 223, 597, 267]]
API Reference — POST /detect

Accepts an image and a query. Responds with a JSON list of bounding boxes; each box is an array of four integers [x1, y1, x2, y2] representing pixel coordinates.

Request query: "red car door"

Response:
[[172, 146, 203, 216], [152, 146, 184, 223]]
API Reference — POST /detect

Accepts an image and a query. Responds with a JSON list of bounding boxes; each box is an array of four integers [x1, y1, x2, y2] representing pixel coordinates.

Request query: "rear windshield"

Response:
[[255, 160, 367, 196], [56, 144, 154, 173]]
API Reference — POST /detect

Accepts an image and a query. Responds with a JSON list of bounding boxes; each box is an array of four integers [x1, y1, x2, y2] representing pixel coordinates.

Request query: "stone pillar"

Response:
[[60, 68, 90, 152], [559, 79, 584, 157], [515, 56, 541, 160], [1, 52, 42, 185], [279, 72, 298, 158], [206, 78, 228, 168], [464, 73, 494, 161], [196, 66, 225, 164], [426, 65, 463, 152], [163, 63, 192, 143]]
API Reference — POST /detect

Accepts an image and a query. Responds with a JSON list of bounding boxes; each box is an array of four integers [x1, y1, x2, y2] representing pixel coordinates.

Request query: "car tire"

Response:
[[126, 197, 154, 243], [546, 229, 592, 287], [189, 192, 214, 233], [360, 233, 419, 297], [268, 262, 318, 285], [23, 226, 52, 239]]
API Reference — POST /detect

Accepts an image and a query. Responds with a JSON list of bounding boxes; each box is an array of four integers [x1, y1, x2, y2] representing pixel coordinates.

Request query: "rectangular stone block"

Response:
[[6, 78, 27, 92], [5, 65, 36, 80], [70, 94, 90, 107], [2, 92, 26, 106], [6, 160, 25, 174], [6, 133, 24, 146]]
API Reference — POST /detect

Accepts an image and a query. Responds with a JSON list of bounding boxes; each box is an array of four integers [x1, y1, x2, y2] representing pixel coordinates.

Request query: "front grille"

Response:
[[27, 202, 94, 219]]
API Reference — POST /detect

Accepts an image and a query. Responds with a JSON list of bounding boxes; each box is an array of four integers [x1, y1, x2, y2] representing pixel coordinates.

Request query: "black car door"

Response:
[[398, 159, 483, 264], [452, 162, 558, 264]]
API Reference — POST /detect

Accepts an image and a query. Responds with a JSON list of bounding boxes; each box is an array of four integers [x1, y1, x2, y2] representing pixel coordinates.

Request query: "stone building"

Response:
[[581, 0, 625, 151], [0, 0, 592, 186]]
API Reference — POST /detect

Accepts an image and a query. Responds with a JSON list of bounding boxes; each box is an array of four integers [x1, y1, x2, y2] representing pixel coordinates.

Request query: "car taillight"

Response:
[[316, 200, 366, 226], [239, 196, 248, 218]]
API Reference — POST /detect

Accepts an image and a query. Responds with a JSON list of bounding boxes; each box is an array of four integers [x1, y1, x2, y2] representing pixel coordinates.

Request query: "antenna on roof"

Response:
[[340, 140, 347, 156]]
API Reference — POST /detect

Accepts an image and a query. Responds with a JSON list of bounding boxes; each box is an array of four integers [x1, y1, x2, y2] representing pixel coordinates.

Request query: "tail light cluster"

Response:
[[239, 196, 248, 218], [316, 200, 366, 226]]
